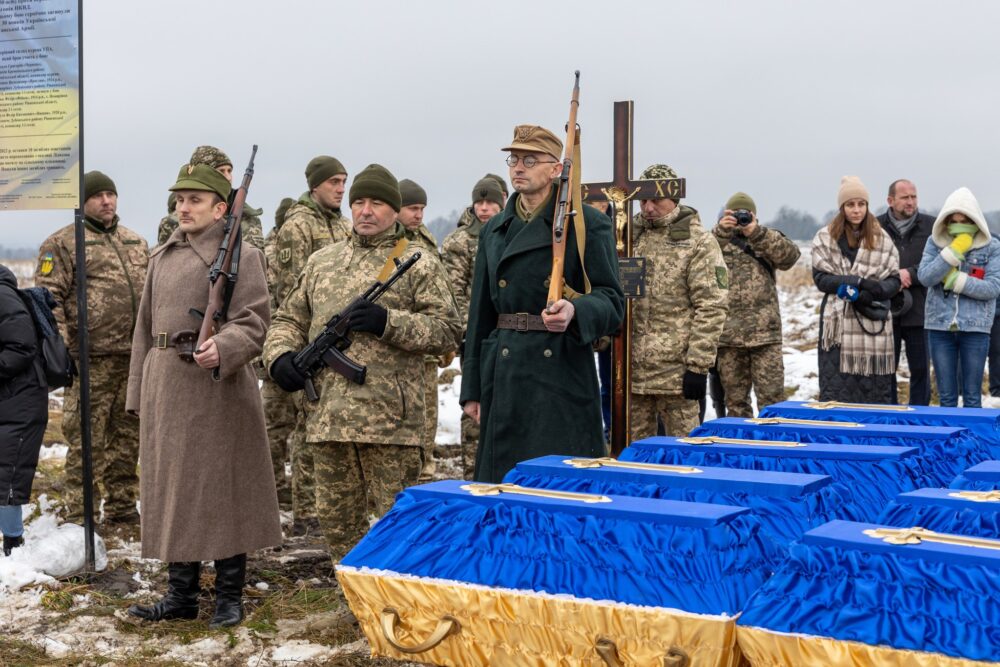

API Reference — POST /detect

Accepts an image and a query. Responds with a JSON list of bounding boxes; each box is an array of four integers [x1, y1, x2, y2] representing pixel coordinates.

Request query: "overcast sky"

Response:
[[2, 0, 999, 248]]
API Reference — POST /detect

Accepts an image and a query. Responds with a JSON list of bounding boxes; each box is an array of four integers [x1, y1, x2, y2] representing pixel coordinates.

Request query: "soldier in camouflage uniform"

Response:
[[713, 193, 800, 416], [156, 146, 265, 250], [260, 197, 297, 508], [35, 171, 148, 525], [441, 175, 506, 478], [264, 164, 461, 560], [273, 156, 351, 531], [397, 179, 443, 482], [156, 193, 178, 248], [630, 164, 729, 438]]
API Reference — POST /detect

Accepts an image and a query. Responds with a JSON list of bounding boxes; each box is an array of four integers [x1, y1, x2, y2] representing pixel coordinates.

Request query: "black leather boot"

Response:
[[127, 561, 201, 621], [209, 553, 246, 629], [3, 535, 24, 557]]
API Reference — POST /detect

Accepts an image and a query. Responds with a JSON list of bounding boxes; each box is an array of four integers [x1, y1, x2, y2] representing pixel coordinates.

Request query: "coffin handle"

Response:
[[380, 607, 459, 654], [596, 638, 690, 667]]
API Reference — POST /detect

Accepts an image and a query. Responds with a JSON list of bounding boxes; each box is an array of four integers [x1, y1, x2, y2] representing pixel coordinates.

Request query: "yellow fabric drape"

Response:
[[738, 626, 1000, 667], [338, 566, 744, 666]]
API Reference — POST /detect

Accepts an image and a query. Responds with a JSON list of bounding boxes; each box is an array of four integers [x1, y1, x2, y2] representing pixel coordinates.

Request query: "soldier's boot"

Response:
[[209, 553, 246, 629], [128, 562, 201, 621], [3, 535, 24, 557]]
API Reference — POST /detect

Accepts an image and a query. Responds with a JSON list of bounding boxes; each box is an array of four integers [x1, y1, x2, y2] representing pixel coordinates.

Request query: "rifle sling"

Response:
[[377, 238, 409, 282], [565, 129, 590, 300]]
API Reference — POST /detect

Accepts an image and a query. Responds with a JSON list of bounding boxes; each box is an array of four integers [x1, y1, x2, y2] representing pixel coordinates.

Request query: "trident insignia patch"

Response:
[[39, 252, 54, 276]]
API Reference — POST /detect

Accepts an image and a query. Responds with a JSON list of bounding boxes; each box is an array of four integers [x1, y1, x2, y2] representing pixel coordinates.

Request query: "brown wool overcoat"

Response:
[[126, 219, 282, 562]]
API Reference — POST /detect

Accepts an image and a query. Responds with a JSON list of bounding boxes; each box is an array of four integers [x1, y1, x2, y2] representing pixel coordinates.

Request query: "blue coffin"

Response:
[[760, 400, 1000, 458], [691, 417, 989, 486], [620, 436, 923, 512], [738, 519, 1000, 663], [951, 460, 1000, 490], [879, 488, 1000, 539], [503, 455, 864, 549], [339, 479, 776, 616]]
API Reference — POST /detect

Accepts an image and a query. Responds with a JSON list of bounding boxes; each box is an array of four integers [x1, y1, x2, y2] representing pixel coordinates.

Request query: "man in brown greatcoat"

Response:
[[125, 164, 281, 629]]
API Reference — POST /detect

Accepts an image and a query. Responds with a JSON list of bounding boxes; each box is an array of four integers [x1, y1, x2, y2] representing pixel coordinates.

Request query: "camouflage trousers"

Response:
[[716, 343, 785, 417], [62, 354, 139, 523], [312, 440, 422, 562], [631, 393, 700, 439], [419, 360, 438, 482], [260, 376, 295, 507], [459, 412, 478, 481], [290, 396, 315, 521]]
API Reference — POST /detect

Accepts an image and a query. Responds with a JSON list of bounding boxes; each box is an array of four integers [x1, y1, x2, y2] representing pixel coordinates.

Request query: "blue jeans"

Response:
[[0, 505, 23, 538], [929, 330, 990, 408]]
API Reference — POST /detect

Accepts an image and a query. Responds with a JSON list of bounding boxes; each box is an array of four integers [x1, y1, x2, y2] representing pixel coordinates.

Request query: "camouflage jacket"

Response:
[[263, 222, 462, 446], [272, 192, 351, 307], [714, 223, 800, 348], [35, 216, 149, 356], [156, 205, 265, 250], [405, 224, 440, 256], [631, 206, 729, 394], [441, 207, 481, 327], [263, 227, 280, 313]]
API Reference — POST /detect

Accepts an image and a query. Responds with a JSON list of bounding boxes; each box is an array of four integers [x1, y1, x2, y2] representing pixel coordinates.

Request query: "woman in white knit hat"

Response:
[[811, 176, 901, 403], [918, 187, 1000, 408]]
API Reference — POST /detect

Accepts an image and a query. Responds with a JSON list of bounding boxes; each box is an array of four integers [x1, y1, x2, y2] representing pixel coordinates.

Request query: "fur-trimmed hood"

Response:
[[932, 187, 991, 249]]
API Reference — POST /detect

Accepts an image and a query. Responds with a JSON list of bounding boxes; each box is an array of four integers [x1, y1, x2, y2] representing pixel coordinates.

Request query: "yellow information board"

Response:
[[0, 0, 79, 210]]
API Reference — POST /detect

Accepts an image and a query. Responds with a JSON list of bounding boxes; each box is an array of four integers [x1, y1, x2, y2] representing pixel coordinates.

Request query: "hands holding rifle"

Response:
[[542, 299, 575, 332]]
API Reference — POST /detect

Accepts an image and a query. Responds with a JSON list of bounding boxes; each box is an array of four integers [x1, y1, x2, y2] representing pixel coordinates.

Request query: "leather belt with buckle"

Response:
[[154, 330, 199, 362], [497, 313, 547, 332]]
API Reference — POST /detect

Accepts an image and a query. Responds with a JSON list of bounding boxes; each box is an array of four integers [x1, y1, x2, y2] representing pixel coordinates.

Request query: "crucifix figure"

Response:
[[583, 101, 686, 456]]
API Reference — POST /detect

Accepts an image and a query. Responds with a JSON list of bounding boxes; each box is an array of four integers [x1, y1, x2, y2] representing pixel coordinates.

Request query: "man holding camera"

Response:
[[713, 193, 800, 416]]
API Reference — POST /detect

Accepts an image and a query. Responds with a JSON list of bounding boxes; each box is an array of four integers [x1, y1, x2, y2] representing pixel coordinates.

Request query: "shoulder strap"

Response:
[[377, 238, 409, 282], [731, 235, 775, 281], [563, 129, 590, 300]]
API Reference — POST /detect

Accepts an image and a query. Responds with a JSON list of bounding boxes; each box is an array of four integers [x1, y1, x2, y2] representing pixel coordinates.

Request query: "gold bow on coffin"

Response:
[[748, 417, 862, 428], [563, 457, 702, 474], [804, 401, 914, 412], [863, 526, 1000, 551], [460, 483, 612, 504], [678, 436, 805, 448], [949, 490, 1000, 503]]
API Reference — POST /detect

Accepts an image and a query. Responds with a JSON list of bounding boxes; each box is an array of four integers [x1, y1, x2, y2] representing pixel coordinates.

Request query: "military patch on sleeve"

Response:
[[39, 252, 54, 276], [278, 247, 292, 264], [715, 265, 729, 289]]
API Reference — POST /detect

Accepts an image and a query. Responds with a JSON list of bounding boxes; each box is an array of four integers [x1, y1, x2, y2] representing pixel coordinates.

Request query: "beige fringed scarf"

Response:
[[812, 227, 898, 376]]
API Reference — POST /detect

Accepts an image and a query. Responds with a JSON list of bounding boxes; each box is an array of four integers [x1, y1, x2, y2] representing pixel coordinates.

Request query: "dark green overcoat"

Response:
[[460, 188, 624, 482]]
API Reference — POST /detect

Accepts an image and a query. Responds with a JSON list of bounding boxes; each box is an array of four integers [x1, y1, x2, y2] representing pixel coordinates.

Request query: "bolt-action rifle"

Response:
[[546, 71, 581, 310]]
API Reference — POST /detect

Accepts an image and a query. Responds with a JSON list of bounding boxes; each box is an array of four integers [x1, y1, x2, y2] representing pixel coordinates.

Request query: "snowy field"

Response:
[[0, 255, 839, 665]]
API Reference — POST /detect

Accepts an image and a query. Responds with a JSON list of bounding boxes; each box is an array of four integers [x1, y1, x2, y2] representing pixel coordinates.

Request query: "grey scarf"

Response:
[[888, 208, 918, 237]]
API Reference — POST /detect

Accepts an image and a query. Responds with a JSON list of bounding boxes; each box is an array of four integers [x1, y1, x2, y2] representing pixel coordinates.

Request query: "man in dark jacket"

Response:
[[0, 264, 48, 557], [460, 125, 624, 483], [877, 179, 934, 405]]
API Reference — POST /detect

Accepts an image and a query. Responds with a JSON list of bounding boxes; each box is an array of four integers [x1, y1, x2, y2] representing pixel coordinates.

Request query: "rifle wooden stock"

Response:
[[196, 145, 258, 354], [546, 71, 581, 309]]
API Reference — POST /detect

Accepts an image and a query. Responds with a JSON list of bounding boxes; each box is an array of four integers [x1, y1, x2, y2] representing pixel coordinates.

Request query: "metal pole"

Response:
[[74, 0, 96, 573]]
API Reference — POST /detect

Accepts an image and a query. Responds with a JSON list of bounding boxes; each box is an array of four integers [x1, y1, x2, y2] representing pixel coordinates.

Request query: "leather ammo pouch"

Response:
[[155, 330, 199, 362]]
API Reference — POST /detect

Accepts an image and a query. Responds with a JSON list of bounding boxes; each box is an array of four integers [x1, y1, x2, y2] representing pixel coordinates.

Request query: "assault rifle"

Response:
[[293, 251, 422, 401]]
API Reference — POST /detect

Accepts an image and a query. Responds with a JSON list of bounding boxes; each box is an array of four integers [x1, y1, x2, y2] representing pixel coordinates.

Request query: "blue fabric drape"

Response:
[[950, 461, 1000, 490], [760, 401, 1000, 459], [878, 490, 1000, 538], [620, 439, 924, 514], [690, 418, 989, 487], [738, 522, 1000, 662], [341, 484, 777, 615], [503, 467, 863, 550]]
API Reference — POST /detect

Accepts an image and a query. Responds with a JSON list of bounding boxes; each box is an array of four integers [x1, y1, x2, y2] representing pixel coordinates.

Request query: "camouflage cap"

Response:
[[639, 164, 681, 201], [169, 163, 232, 201], [167, 192, 177, 213], [189, 145, 232, 169], [502, 125, 563, 160], [484, 172, 509, 196], [275, 197, 295, 227]]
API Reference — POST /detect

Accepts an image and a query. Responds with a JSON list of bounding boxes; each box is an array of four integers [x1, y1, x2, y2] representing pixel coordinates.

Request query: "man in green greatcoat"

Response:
[[459, 125, 624, 483]]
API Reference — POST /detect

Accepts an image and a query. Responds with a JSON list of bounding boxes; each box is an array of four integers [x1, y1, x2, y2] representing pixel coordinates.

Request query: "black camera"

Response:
[[734, 209, 754, 226]]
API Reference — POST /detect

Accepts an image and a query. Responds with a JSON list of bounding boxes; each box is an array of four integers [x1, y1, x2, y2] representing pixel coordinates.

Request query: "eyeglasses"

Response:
[[505, 154, 558, 168]]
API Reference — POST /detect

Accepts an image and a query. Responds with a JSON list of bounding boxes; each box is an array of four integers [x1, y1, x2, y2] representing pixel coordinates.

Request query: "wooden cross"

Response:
[[583, 101, 686, 457]]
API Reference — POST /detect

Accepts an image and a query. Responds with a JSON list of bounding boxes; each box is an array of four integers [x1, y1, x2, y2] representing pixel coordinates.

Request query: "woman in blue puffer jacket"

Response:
[[918, 187, 1000, 408]]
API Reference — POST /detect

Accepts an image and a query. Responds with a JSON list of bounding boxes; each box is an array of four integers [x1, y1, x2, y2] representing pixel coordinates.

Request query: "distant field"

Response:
[[4, 258, 35, 288]]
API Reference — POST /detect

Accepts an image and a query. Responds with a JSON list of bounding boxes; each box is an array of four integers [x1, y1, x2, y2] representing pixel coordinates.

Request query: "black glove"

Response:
[[682, 370, 708, 401], [271, 352, 307, 392], [345, 299, 388, 336], [859, 278, 883, 296], [855, 290, 875, 307]]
